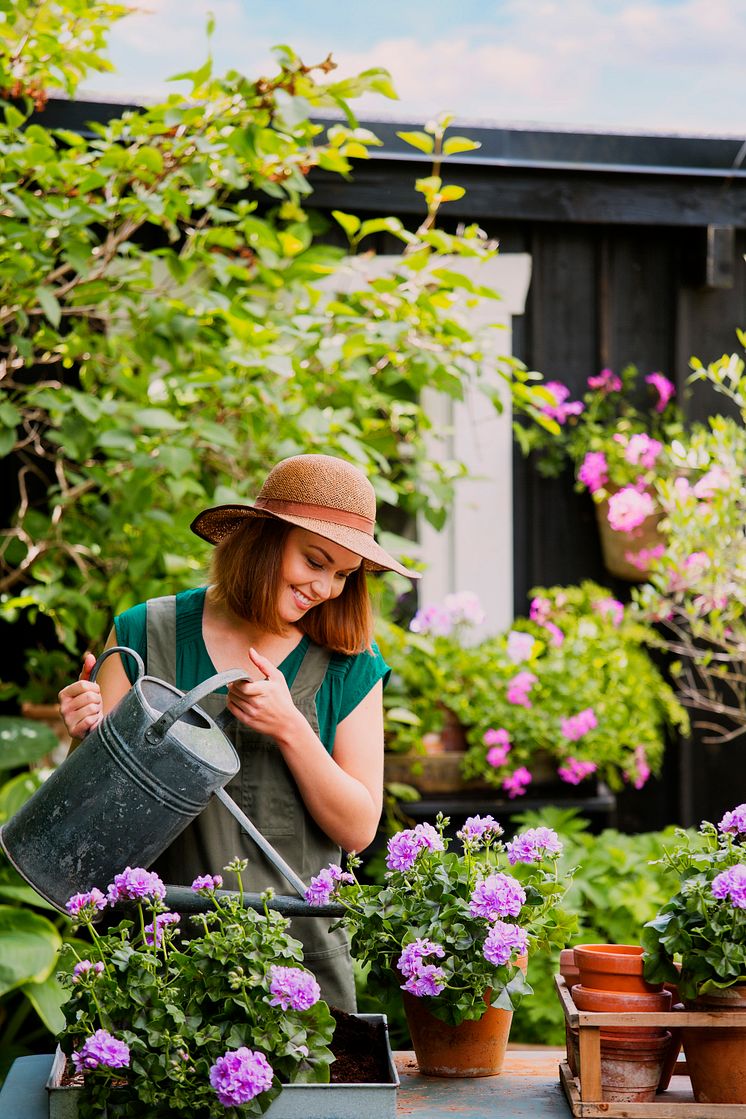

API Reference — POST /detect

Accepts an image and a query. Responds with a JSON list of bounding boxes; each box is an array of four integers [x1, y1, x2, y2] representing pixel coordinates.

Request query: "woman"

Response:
[[58, 453, 419, 1010]]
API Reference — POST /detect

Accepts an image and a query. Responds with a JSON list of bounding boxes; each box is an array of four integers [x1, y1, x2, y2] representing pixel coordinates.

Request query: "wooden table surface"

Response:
[[0, 1048, 569, 1118]]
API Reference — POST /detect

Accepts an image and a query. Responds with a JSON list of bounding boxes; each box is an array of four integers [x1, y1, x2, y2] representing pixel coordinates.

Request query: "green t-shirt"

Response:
[[114, 586, 390, 755]]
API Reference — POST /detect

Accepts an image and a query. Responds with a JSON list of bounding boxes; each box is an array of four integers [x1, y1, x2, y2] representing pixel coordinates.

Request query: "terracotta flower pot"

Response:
[[682, 984, 746, 1103], [571, 984, 671, 1037], [402, 957, 528, 1078], [573, 944, 662, 994], [594, 494, 665, 582], [559, 949, 581, 1075], [598, 1031, 672, 1103]]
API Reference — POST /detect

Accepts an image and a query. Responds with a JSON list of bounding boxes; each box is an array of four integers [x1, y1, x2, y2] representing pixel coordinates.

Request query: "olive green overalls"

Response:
[[145, 595, 356, 1011]]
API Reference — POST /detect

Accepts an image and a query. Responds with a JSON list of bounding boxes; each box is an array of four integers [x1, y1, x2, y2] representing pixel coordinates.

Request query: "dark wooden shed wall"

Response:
[[21, 103, 746, 828]]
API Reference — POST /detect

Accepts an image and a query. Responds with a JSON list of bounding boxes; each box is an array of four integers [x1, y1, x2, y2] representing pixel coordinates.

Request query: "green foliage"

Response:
[[377, 582, 688, 792], [0, 6, 545, 700], [0, 0, 129, 104], [642, 808, 746, 1001], [633, 341, 746, 743], [0, 719, 81, 1081], [325, 814, 575, 1027], [59, 867, 335, 1117]]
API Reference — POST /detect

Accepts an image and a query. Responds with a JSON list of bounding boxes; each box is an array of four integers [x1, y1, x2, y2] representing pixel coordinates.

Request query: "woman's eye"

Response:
[[306, 557, 323, 569]]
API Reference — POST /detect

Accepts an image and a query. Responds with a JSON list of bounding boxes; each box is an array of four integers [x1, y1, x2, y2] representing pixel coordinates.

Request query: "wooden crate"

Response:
[[555, 974, 746, 1117]]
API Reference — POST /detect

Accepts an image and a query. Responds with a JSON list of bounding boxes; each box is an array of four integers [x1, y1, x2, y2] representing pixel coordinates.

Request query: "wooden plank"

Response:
[[309, 164, 746, 228]]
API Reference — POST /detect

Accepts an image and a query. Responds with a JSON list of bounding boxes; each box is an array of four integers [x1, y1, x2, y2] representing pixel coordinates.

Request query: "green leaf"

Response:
[[0, 718, 58, 769], [0, 771, 44, 822], [396, 131, 434, 155], [0, 905, 62, 997], [21, 970, 69, 1034], [442, 137, 482, 156], [35, 286, 61, 327], [132, 409, 185, 431], [331, 210, 361, 237], [439, 185, 466, 202]]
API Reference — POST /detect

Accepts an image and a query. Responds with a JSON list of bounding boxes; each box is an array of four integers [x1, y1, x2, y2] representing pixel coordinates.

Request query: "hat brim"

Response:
[[190, 504, 420, 579]]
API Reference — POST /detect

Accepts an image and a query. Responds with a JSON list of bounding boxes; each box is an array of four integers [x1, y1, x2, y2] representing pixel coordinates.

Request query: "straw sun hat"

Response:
[[190, 454, 420, 579]]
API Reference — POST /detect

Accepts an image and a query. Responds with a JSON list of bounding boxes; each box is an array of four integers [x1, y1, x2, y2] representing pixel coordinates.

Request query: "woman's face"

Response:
[[278, 527, 362, 623]]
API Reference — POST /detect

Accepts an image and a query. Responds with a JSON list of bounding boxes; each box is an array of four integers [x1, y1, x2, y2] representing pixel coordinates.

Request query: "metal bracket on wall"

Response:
[[705, 224, 735, 289]]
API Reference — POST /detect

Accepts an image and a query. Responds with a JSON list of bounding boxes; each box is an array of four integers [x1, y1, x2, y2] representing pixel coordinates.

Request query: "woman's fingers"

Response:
[[59, 677, 103, 738]]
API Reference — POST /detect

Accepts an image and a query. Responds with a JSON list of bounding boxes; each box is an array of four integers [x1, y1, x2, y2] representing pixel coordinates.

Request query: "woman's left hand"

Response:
[[226, 647, 302, 738]]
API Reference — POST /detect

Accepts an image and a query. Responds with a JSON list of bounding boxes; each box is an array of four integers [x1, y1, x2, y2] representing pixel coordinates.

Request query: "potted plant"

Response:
[[634, 342, 746, 745], [306, 813, 576, 1076], [513, 364, 688, 579], [378, 583, 689, 798], [53, 863, 397, 1117], [642, 803, 746, 1103]]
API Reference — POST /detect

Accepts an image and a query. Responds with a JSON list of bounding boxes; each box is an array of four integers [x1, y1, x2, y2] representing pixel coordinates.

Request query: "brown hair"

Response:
[[209, 517, 374, 655]]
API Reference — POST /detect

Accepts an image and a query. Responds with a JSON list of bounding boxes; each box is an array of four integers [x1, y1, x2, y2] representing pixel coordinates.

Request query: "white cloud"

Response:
[[82, 0, 746, 134]]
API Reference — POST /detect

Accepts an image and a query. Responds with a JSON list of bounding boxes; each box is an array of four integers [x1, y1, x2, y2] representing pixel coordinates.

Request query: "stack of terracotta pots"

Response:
[[563, 944, 680, 1102]]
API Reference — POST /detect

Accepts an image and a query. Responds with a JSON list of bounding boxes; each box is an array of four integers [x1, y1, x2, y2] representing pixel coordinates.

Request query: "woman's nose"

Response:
[[311, 571, 333, 599]]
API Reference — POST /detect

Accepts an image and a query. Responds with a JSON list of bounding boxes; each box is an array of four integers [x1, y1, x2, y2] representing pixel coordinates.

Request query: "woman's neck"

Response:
[[203, 587, 302, 670]]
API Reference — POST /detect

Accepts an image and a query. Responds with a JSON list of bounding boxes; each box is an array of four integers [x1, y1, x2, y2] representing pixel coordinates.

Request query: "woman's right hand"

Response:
[[58, 652, 102, 739]]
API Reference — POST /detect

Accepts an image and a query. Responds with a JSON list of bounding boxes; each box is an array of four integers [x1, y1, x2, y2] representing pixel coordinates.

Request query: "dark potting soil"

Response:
[[330, 1007, 393, 1084]]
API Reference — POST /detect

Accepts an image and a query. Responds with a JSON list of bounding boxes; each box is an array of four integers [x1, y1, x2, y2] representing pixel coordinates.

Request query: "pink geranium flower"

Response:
[[578, 451, 608, 493], [624, 433, 662, 469], [502, 767, 532, 798], [540, 382, 584, 424], [606, 486, 655, 532], [506, 671, 537, 708], [645, 372, 675, 412], [587, 368, 622, 393]]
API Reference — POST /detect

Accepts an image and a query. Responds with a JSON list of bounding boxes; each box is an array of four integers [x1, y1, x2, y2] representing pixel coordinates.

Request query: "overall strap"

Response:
[[289, 640, 332, 710], [145, 595, 177, 684]]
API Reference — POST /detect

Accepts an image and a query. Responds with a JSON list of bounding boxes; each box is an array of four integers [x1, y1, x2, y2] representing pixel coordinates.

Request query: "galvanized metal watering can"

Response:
[[0, 646, 309, 913]]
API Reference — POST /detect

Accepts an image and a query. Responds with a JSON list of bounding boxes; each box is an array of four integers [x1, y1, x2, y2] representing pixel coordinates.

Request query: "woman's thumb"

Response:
[[79, 652, 96, 682]]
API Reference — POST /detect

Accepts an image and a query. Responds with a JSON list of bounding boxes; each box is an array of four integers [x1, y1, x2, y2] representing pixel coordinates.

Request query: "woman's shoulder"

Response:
[[327, 640, 388, 677]]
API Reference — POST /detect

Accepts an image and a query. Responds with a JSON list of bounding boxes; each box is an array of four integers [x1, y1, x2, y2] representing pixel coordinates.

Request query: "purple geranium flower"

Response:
[[506, 827, 563, 864], [72, 1029, 130, 1073], [386, 822, 444, 872], [719, 805, 746, 838], [268, 966, 320, 1011], [191, 874, 223, 893], [209, 1047, 273, 1107], [711, 864, 746, 909], [144, 911, 180, 947], [65, 888, 108, 918], [107, 867, 166, 905], [469, 873, 526, 920], [305, 868, 339, 906], [483, 920, 529, 966], [397, 939, 446, 978], [457, 815, 504, 844], [401, 963, 446, 997], [72, 960, 104, 983]]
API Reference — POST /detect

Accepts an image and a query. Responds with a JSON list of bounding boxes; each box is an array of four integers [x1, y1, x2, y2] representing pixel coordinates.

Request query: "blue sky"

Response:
[[83, 0, 746, 136]]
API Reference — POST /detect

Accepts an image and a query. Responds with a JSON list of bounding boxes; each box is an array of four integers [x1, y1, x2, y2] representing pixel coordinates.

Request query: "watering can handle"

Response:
[[90, 645, 145, 684], [144, 668, 252, 744]]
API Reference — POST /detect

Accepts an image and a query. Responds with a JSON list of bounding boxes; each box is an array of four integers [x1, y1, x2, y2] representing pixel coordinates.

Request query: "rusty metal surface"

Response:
[[395, 1049, 569, 1117]]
